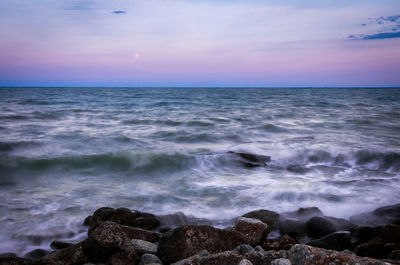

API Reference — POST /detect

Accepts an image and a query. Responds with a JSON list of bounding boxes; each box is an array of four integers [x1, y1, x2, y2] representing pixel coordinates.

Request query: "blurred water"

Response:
[[0, 87, 400, 254]]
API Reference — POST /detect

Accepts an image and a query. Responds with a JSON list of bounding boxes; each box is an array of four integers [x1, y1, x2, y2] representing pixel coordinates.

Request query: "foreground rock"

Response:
[[36, 241, 88, 265], [242, 209, 280, 232], [307, 231, 351, 251], [157, 225, 246, 263], [290, 244, 393, 265], [234, 217, 269, 246], [0, 253, 32, 265]]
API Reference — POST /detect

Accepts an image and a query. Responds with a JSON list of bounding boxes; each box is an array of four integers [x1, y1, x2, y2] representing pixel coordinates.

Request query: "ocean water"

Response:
[[0, 87, 400, 254]]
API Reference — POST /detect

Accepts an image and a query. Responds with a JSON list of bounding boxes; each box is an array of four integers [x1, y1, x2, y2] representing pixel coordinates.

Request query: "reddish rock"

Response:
[[235, 217, 269, 246], [262, 235, 297, 251], [157, 225, 246, 263]]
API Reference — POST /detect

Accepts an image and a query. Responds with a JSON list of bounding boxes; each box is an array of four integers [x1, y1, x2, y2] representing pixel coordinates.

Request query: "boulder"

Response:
[[88, 221, 162, 243], [171, 251, 243, 265], [24, 249, 49, 261], [36, 241, 88, 265], [271, 258, 291, 265], [50, 240, 76, 250], [0, 253, 32, 265], [139, 253, 163, 265], [238, 259, 253, 265], [279, 219, 308, 239], [284, 207, 323, 221], [227, 151, 271, 167], [306, 216, 337, 238], [157, 225, 246, 263], [389, 250, 400, 260], [157, 212, 212, 228], [307, 231, 351, 251], [350, 226, 383, 248], [354, 237, 393, 259], [242, 209, 280, 230], [131, 239, 158, 255], [350, 203, 400, 226], [85, 221, 137, 264], [234, 244, 255, 255], [90, 207, 116, 224], [382, 224, 400, 243], [262, 235, 296, 251], [290, 244, 390, 265], [235, 217, 268, 246]]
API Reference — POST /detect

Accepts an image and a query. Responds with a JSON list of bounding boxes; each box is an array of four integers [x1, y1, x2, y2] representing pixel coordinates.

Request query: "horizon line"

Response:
[[1, 86, 400, 89]]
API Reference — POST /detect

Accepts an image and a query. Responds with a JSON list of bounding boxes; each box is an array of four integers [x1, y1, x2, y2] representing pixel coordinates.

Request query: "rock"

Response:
[[389, 250, 400, 260], [37, 241, 88, 265], [235, 217, 268, 246], [83, 215, 92, 226], [50, 240, 75, 250], [307, 231, 350, 251], [24, 249, 50, 261], [382, 224, 400, 243], [350, 203, 400, 226], [157, 212, 213, 228], [85, 222, 137, 264], [290, 244, 390, 265], [0, 254, 32, 265], [131, 217, 161, 230], [284, 207, 323, 221], [88, 221, 162, 243], [246, 249, 290, 265], [286, 165, 310, 174], [262, 235, 296, 251], [227, 151, 271, 167], [306, 216, 337, 238], [279, 219, 308, 239], [90, 207, 116, 224], [234, 244, 255, 255], [171, 251, 243, 265], [110, 208, 142, 227], [354, 237, 392, 259], [157, 225, 246, 263], [238, 259, 253, 265], [271, 258, 291, 265], [131, 239, 158, 255], [139, 253, 163, 265], [242, 209, 280, 230], [350, 226, 383, 248]]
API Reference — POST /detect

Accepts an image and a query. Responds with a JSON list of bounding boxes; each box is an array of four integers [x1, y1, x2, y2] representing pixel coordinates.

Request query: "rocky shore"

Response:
[[1, 203, 400, 265]]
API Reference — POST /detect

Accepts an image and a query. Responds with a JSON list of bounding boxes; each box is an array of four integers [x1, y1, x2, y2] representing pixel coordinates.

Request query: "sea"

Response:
[[0, 87, 399, 255]]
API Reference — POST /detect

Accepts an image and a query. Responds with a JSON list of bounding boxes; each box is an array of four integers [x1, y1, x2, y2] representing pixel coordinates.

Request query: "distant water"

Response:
[[1, 87, 400, 254]]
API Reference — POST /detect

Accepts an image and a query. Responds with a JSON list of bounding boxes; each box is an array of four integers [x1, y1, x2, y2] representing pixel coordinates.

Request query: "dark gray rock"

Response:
[[350, 226, 383, 248], [24, 249, 49, 261], [131, 239, 158, 255], [270, 258, 291, 265], [90, 207, 115, 225], [389, 249, 400, 260], [354, 237, 393, 259], [157, 212, 212, 228], [139, 253, 163, 265], [350, 203, 400, 226], [37, 241, 88, 265], [284, 207, 323, 221], [279, 219, 308, 239], [234, 244, 255, 255], [286, 165, 310, 174], [234, 217, 268, 246], [0, 255, 32, 265], [307, 231, 351, 251], [306, 216, 337, 238], [382, 224, 400, 243], [50, 240, 75, 250], [227, 151, 271, 167], [157, 225, 246, 263], [242, 209, 280, 230]]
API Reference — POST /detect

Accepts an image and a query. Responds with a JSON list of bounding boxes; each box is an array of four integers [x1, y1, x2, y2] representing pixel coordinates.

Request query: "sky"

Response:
[[0, 0, 400, 87]]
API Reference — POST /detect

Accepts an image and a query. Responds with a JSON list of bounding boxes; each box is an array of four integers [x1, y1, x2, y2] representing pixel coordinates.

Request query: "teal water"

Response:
[[0, 87, 400, 254]]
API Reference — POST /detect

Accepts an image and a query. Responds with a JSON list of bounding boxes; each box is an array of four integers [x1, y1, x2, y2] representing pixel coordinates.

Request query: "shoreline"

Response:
[[1, 203, 400, 265]]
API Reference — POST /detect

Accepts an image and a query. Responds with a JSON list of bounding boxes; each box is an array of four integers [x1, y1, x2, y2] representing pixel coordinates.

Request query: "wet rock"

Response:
[[279, 219, 308, 239], [157, 212, 212, 228], [24, 249, 50, 261], [246, 249, 289, 265], [110, 208, 142, 227], [306, 216, 337, 238], [0, 254, 32, 265], [307, 231, 351, 251], [271, 258, 291, 265], [284, 207, 323, 221], [90, 207, 115, 225], [234, 244, 255, 255], [286, 165, 310, 174], [350, 203, 400, 226], [262, 234, 297, 251], [238, 259, 253, 265], [37, 241, 88, 265], [157, 225, 246, 263], [354, 237, 394, 259], [389, 250, 400, 260], [382, 224, 400, 243], [235, 217, 268, 246], [350, 226, 383, 248], [290, 244, 390, 265], [83, 215, 92, 226], [131, 239, 158, 255], [50, 240, 75, 250], [227, 151, 271, 167], [139, 253, 163, 265], [131, 217, 161, 230], [88, 221, 162, 243], [85, 221, 137, 264], [242, 209, 280, 230]]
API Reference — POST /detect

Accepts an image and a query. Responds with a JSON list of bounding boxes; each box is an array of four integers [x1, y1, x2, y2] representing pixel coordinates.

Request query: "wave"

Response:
[[0, 152, 197, 176]]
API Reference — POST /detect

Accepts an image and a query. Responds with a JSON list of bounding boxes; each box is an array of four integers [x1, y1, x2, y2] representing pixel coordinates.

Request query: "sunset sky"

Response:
[[1, 0, 400, 87]]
